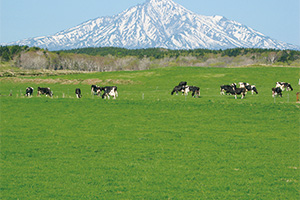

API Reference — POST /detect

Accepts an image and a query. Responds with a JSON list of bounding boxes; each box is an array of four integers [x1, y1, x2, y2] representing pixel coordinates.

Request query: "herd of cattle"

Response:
[[170, 81, 293, 99], [24, 81, 294, 99], [25, 85, 118, 99]]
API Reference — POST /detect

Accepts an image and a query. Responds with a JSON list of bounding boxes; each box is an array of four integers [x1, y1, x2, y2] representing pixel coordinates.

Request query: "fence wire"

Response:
[[1, 88, 296, 104]]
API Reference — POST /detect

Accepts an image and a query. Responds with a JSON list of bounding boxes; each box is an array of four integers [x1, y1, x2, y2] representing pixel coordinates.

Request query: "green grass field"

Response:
[[1, 66, 299, 199]]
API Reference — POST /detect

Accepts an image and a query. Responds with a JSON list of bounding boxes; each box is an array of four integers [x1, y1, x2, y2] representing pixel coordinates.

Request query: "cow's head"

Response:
[[288, 84, 293, 91]]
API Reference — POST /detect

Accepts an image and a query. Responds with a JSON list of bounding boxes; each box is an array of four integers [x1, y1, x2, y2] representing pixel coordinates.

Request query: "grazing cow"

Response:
[[25, 87, 34, 97], [245, 84, 258, 95], [188, 86, 200, 98], [91, 85, 103, 95], [276, 82, 293, 91], [37, 87, 53, 97], [75, 88, 82, 98], [272, 87, 282, 97], [171, 81, 189, 95], [220, 85, 234, 95], [102, 86, 118, 99], [171, 85, 189, 95]]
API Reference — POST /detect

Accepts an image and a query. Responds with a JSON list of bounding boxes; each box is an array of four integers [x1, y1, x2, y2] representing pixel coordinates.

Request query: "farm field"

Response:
[[1, 66, 299, 199]]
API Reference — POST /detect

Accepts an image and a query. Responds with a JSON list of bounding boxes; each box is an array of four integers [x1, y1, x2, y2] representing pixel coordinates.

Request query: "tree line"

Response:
[[60, 46, 300, 61], [1, 45, 299, 72]]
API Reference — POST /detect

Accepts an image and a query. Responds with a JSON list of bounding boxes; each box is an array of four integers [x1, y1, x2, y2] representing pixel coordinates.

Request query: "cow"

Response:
[[91, 85, 103, 95], [171, 85, 189, 95], [276, 82, 293, 91], [25, 87, 34, 97], [171, 81, 189, 95], [272, 87, 282, 97], [102, 86, 118, 99], [245, 84, 258, 95], [230, 83, 246, 99], [37, 87, 53, 97], [75, 88, 82, 98], [220, 85, 234, 95], [188, 86, 200, 98]]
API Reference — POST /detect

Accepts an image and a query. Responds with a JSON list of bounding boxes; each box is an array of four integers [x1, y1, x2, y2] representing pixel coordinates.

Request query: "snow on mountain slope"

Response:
[[6, 0, 300, 50]]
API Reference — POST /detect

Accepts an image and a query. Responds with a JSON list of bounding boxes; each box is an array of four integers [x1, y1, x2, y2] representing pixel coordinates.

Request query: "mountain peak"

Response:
[[146, 0, 174, 3], [5, 0, 299, 50]]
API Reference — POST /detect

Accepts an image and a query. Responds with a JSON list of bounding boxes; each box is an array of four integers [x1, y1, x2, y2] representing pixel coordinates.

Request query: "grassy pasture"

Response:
[[1, 66, 299, 199]]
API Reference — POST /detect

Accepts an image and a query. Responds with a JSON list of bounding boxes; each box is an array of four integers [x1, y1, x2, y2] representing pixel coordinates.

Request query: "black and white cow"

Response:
[[25, 87, 34, 97], [37, 87, 53, 97], [272, 87, 282, 97], [102, 86, 118, 99], [276, 82, 293, 91], [238, 82, 258, 95], [220, 85, 234, 95], [75, 88, 82, 98], [230, 83, 246, 99], [91, 85, 103, 95], [171, 81, 189, 95], [245, 84, 258, 95], [188, 86, 200, 98], [171, 85, 189, 95]]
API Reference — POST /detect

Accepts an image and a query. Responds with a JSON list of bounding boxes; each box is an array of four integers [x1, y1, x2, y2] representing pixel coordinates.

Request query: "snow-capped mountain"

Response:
[[6, 0, 300, 50]]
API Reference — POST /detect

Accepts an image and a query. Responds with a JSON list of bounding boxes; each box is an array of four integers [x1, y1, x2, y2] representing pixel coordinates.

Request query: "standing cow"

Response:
[[102, 86, 118, 99], [91, 85, 103, 96], [188, 86, 200, 98], [230, 83, 246, 99], [245, 84, 258, 95], [276, 82, 293, 91], [272, 87, 282, 97], [220, 84, 234, 95], [25, 87, 34, 97], [75, 88, 82, 98]]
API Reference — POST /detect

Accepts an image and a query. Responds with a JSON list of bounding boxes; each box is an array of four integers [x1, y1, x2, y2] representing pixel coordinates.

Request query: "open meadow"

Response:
[[1, 66, 299, 199]]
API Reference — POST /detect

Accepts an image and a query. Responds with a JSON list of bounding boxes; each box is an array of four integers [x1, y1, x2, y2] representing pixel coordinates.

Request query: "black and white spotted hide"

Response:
[[245, 84, 258, 95], [37, 87, 53, 97], [272, 87, 282, 97], [25, 87, 34, 97], [102, 86, 118, 99], [276, 82, 293, 91], [188, 86, 200, 98], [75, 88, 82, 98], [91, 85, 103, 95]]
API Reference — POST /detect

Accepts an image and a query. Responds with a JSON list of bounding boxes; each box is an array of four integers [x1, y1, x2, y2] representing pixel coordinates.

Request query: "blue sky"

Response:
[[0, 0, 299, 46]]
